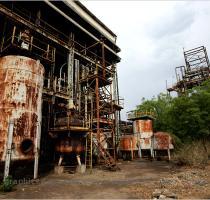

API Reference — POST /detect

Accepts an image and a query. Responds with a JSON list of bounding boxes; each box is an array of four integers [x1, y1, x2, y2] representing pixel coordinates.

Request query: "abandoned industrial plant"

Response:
[[0, 1, 210, 199]]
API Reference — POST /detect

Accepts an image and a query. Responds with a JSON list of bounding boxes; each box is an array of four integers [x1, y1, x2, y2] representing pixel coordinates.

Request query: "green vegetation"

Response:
[[0, 176, 14, 192], [136, 80, 210, 165]]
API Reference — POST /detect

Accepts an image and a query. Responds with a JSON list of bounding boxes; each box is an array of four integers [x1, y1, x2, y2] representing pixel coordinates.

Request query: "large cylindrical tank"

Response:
[[0, 56, 44, 161], [133, 119, 153, 134], [133, 119, 153, 150], [119, 135, 137, 151]]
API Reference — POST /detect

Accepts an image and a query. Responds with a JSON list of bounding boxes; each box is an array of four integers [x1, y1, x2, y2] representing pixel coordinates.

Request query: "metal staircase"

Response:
[[85, 132, 93, 169], [93, 139, 118, 170]]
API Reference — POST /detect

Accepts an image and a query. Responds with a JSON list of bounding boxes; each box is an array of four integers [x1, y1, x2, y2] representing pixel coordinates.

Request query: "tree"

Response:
[[136, 93, 172, 132], [135, 80, 210, 143]]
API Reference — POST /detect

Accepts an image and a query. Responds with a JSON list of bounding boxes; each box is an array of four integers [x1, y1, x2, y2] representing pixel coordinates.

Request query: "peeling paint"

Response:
[[0, 56, 44, 161]]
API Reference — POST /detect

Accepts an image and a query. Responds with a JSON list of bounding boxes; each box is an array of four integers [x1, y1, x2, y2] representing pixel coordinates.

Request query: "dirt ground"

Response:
[[0, 160, 209, 199]]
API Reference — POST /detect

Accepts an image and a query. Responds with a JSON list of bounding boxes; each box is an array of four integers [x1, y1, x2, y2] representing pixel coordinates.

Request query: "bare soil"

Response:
[[0, 160, 209, 199]]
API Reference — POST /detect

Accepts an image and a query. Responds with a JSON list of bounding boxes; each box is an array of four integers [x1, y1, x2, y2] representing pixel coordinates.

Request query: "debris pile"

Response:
[[159, 169, 208, 189], [151, 168, 209, 199], [152, 189, 177, 199]]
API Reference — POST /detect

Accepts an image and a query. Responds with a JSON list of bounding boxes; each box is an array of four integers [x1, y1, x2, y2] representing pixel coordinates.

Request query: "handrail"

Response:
[[127, 110, 156, 120]]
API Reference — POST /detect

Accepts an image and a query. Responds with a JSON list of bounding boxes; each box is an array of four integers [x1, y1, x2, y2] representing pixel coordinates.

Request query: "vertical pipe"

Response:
[[90, 131, 93, 169], [78, 62, 81, 113], [4, 119, 14, 181], [34, 121, 41, 179], [76, 60, 80, 110], [113, 68, 120, 154], [96, 75, 100, 142], [85, 94, 87, 125], [101, 41, 106, 77], [95, 61, 100, 161], [85, 136, 87, 166], [74, 59, 79, 106], [67, 35, 74, 109]]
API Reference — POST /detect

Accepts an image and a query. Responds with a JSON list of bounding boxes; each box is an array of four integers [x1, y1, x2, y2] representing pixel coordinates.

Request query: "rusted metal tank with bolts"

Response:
[[119, 135, 138, 151], [153, 132, 174, 150], [55, 138, 85, 154], [0, 55, 44, 161], [133, 119, 153, 134], [133, 119, 153, 150]]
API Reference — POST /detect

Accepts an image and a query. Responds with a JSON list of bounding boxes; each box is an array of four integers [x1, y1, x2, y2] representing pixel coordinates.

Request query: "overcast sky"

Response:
[[82, 1, 210, 120]]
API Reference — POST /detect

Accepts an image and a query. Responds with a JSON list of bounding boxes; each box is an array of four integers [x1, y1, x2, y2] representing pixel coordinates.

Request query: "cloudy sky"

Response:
[[82, 1, 210, 119]]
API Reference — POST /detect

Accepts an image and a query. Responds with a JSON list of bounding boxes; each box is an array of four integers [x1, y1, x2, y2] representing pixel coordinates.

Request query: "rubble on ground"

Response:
[[151, 168, 209, 199]]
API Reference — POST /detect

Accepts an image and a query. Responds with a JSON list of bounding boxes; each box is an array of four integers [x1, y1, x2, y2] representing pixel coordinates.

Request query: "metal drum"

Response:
[[0, 56, 44, 161]]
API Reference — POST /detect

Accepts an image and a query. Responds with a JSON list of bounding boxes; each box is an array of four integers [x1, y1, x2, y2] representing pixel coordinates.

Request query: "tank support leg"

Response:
[[167, 149, 171, 161], [76, 155, 81, 166], [4, 119, 14, 181], [130, 140, 133, 160], [58, 155, 63, 166], [34, 121, 41, 179], [138, 145, 142, 159]]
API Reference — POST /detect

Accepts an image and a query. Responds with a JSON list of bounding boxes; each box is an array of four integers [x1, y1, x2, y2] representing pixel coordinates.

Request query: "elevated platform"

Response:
[[49, 126, 89, 133], [127, 110, 156, 121]]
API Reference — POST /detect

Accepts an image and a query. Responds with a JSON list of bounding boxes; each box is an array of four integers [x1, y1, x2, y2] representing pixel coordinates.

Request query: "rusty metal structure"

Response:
[[0, 1, 122, 178], [127, 111, 154, 158], [0, 55, 44, 162], [153, 132, 174, 160], [167, 46, 210, 95], [119, 135, 138, 160], [120, 110, 173, 160]]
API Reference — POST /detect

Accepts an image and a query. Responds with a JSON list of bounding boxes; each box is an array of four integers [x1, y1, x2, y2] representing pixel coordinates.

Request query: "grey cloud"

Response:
[[83, 1, 210, 120], [147, 4, 195, 39]]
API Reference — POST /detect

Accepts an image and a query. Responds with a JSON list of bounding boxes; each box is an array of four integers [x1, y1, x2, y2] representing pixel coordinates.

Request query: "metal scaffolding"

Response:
[[0, 1, 123, 176], [167, 46, 210, 95]]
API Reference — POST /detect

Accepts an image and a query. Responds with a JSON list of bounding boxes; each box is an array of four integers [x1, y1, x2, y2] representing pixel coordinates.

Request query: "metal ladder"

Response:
[[85, 132, 92, 169], [93, 139, 118, 170]]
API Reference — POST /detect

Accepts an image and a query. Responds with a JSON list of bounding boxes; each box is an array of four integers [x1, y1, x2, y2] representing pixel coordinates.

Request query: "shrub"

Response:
[[0, 176, 14, 192], [173, 140, 208, 167]]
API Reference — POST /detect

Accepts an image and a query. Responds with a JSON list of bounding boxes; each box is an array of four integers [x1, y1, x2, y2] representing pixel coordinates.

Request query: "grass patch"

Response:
[[173, 140, 209, 167]]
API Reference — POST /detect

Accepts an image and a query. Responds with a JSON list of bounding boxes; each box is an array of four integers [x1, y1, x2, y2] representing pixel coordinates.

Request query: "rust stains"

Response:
[[134, 119, 153, 133], [55, 138, 85, 153], [153, 132, 174, 150], [119, 135, 137, 151], [0, 55, 44, 161]]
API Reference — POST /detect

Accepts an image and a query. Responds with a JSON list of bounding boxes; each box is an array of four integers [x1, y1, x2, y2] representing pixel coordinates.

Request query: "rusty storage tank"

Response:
[[0, 55, 44, 161], [119, 135, 137, 151], [133, 119, 153, 151], [133, 119, 153, 134], [55, 138, 85, 154], [153, 132, 174, 150]]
